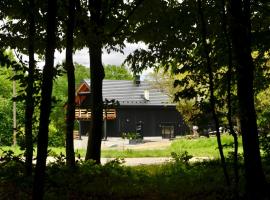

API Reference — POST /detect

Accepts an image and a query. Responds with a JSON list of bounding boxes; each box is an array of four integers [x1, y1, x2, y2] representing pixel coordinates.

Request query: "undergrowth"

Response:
[[0, 149, 254, 200]]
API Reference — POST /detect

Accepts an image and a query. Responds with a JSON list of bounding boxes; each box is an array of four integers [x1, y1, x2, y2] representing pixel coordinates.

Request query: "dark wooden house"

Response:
[[75, 78, 188, 139]]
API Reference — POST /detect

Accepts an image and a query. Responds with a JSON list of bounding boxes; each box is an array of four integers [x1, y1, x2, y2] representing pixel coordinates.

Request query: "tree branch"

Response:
[[106, 0, 144, 38]]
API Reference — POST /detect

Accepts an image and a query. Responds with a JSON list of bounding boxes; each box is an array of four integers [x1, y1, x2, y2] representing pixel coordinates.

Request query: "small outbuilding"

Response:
[[75, 78, 188, 139]]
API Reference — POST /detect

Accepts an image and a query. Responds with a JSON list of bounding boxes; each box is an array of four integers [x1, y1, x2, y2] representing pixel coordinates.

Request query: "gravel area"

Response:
[[46, 156, 212, 166], [71, 137, 212, 166], [74, 136, 173, 150], [101, 157, 172, 166]]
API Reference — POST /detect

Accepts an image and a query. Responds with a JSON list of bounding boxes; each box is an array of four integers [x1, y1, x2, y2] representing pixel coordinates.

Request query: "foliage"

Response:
[[0, 96, 13, 145], [122, 132, 142, 140], [171, 151, 193, 165], [0, 155, 252, 199], [0, 149, 24, 164], [0, 67, 24, 146], [148, 69, 203, 128], [48, 123, 65, 147], [104, 64, 133, 80], [256, 86, 270, 132], [260, 134, 270, 162]]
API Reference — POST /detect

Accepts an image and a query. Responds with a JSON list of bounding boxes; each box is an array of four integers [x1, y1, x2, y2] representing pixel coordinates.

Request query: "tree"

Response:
[[0, 0, 46, 176], [125, 0, 249, 191], [228, 0, 268, 198], [33, 0, 57, 199], [0, 67, 21, 146], [0, 53, 32, 148], [147, 68, 200, 129], [85, 0, 104, 163], [74, 0, 144, 163], [24, 0, 36, 176], [104, 65, 132, 80], [197, 0, 229, 185], [219, 0, 239, 191], [65, 0, 76, 170]]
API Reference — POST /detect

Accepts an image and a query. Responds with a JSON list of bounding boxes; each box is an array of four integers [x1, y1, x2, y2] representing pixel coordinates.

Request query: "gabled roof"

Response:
[[77, 79, 174, 106]]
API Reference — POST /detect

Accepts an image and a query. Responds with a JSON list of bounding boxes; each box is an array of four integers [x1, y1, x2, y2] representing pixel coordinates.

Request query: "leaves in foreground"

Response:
[[0, 151, 264, 200]]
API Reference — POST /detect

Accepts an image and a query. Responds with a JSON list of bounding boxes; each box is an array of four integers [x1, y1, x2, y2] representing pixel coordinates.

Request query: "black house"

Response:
[[75, 78, 188, 139]]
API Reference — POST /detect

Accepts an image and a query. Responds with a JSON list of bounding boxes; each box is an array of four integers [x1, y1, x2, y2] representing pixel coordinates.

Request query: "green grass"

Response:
[[170, 134, 243, 157], [1, 134, 243, 159], [102, 134, 243, 158]]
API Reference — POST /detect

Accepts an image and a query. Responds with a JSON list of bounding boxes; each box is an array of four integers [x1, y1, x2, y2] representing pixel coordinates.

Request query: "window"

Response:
[[160, 123, 175, 138]]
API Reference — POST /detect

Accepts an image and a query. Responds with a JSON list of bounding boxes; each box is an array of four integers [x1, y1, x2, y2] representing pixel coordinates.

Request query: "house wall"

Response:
[[79, 105, 189, 138], [113, 106, 188, 137]]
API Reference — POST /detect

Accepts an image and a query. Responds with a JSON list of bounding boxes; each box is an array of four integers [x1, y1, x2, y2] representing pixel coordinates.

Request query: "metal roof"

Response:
[[83, 79, 174, 106]]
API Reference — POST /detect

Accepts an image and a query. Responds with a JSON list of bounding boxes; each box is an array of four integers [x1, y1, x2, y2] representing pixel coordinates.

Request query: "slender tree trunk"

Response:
[[65, 0, 76, 170], [228, 0, 268, 199], [85, 0, 105, 164], [197, 0, 230, 186], [32, 0, 57, 199], [85, 43, 104, 163], [13, 80, 17, 146], [219, 0, 239, 192], [25, 0, 35, 176]]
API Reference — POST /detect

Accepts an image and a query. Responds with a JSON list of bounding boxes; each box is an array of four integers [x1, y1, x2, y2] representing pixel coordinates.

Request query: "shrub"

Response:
[[48, 123, 65, 147], [122, 132, 142, 140], [260, 133, 270, 161], [171, 151, 193, 165]]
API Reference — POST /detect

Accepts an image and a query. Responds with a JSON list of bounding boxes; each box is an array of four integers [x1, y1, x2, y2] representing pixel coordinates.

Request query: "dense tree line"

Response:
[[0, 64, 132, 147], [0, 0, 270, 199]]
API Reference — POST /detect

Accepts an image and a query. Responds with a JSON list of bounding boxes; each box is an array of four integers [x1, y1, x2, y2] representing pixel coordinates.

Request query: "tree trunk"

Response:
[[65, 0, 76, 170], [32, 0, 57, 199], [85, 0, 105, 164], [219, 0, 239, 191], [228, 0, 268, 199], [197, 0, 230, 186], [25, 0, 35, 176], [85, 42, 104, 163]]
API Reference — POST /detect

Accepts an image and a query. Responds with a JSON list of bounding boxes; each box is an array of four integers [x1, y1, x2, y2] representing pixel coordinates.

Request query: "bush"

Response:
[[171, 151, 193, 165], [122, 132, 142, 140], [260, 133, 270, 161], [48, 123, 65, 147]]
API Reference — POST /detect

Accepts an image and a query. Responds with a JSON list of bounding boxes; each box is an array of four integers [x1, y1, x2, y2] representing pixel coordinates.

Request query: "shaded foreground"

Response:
[[1, 155, 270, 200]]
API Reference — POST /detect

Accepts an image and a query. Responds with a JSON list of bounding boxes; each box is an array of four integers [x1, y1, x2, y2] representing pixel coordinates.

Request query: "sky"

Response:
[[54, 42, 151, 78]]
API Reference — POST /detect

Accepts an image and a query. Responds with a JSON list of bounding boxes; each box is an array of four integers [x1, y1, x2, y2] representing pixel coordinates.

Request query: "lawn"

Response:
[[1, 134, 243, 159], [101, 134, 243, 158]]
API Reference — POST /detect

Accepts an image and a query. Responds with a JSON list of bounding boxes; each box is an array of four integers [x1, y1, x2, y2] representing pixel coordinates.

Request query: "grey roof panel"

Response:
[[84, 79, 174, 106]]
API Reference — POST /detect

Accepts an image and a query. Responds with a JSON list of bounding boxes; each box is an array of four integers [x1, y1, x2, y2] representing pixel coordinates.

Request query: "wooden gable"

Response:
[[75, 82, 90, 105]]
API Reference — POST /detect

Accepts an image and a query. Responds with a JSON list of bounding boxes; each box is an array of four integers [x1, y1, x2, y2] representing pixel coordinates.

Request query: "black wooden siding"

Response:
[[79, 105, 189, 137]]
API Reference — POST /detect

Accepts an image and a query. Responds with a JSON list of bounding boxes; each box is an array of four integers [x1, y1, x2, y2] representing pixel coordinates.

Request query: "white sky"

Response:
[[54, 42, 152, 78]]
